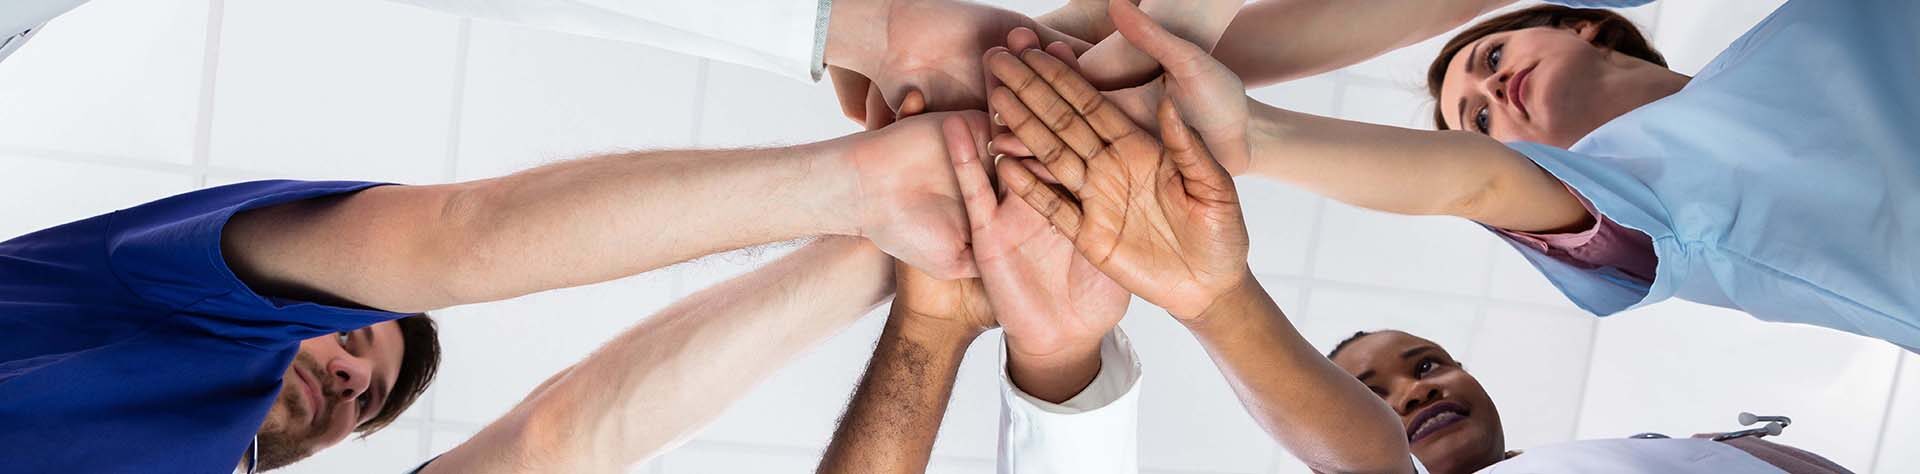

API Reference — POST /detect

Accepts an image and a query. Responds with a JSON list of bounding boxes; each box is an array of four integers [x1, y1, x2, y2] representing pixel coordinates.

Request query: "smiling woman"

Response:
[[1327, 330, 1852, 474]]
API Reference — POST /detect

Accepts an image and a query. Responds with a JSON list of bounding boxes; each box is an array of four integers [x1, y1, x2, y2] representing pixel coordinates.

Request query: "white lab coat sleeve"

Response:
[[997, 328, 1142, 474], [382, 0, 832, 82], [0, 0, 85, 64]]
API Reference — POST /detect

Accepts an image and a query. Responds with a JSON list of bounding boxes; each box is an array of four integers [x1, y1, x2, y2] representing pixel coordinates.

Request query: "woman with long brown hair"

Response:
[[995, 0, 1920, 352]]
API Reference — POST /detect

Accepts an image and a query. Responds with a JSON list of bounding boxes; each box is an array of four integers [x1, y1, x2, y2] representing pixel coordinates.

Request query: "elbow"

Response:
[[402, 181, 498, 310], [1438, 174, 1502, 221]]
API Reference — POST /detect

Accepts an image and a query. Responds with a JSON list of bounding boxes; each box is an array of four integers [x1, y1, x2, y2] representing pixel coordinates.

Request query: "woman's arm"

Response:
[[1215, 0, 1520, 87], [1245, 101, 1590, 232]]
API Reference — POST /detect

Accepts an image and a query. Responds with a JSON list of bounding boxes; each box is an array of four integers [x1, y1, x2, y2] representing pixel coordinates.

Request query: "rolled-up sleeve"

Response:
[[997, 329, 1142, 474], [383, 0, 832, 82]]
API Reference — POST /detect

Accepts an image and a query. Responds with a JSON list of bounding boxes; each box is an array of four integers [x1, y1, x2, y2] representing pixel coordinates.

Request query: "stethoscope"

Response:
[[1629, 412, 1792, 441], [243, 436, 259, 474]]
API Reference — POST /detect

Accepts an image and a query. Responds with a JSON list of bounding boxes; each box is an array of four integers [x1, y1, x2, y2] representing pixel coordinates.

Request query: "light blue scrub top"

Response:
[[1513, 0, 1920, 351]]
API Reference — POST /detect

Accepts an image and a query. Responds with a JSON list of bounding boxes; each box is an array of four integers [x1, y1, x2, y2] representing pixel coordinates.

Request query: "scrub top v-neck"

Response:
[[0, 181, 412, 473], [1507, 0, 1920, 350]]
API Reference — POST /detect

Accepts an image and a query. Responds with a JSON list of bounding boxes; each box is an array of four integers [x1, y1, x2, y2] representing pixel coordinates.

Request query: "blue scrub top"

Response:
[[1506, 0, 1920, 350], [0, 180, 410, 473]]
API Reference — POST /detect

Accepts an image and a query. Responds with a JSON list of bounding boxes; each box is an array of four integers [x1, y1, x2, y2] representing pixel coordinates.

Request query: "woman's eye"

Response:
[[1416, 359, 1438, 377], [1475, 107, 1491, 134], [1488, 44, 1504, 70], [356, 393, 372, 412], [336, 331, 351, 346]]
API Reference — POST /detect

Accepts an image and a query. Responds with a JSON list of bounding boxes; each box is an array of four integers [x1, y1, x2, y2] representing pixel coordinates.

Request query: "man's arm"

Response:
[[816, 264, 989, 473], [1214, 0, 1520, 87], [222, 111, 990, 314], [421, 236, 893, 474]]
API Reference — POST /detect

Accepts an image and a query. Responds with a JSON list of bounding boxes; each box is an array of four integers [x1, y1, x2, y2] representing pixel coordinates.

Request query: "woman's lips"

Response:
[[1406, 401, 1471, 444], [1509, 65, 1535, 119]]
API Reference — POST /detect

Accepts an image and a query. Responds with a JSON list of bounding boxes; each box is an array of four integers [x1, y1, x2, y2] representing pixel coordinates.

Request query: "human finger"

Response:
[[829, 66, 873, 125], [1017, 48, 1144, 146], [997, 157, 1083, 239], [1158, 96, 1236, 202], [987, 50, 1108, 168], [1108, 0, 1214, 80], [864, 84, 896, 130], [990, 133, 1033, 157], [989, 85, 1088, 192], [944, 115, 998, 233], [1044, 41, 1080, 71], [898, 89, 928, 119]]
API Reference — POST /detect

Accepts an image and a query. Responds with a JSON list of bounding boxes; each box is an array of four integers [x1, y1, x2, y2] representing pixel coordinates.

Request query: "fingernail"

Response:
[[993, 113, 1004, 126], [986, 139, 995, 151], [993, 153, 1007, 164]]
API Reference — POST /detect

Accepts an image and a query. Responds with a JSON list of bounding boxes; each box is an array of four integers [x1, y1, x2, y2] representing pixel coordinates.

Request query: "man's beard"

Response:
[[253, 353, 325, 472]]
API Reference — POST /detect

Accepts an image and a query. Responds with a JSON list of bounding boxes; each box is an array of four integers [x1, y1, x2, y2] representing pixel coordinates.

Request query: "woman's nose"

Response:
[[1481, 72, 1509, 104]]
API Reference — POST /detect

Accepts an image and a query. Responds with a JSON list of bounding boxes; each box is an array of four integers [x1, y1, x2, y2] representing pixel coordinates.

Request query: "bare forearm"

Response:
[[434, 144, 858, 305], [429, 237, 893, 474], [1214, 0, 1517, 86], [1242, 101, 1587, 231], [818, 313, 977, 473], [226, 139, 865, 314], [1185, 276, 1412, 474]]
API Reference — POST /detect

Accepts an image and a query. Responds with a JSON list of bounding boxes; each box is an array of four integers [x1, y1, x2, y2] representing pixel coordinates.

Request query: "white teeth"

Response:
[[1415, 411, 1465, 438]]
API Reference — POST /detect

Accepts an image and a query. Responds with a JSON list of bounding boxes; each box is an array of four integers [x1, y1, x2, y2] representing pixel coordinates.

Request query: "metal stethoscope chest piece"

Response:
[[1628, 412, 1792, 441]]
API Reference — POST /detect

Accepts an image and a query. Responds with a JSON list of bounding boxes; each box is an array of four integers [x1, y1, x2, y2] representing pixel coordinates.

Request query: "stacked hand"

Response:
[[827, 0, 1091, 123], [854, 1, 1257, 393], [980, 0, 1254, 321], [989, 0, 1253, 175]]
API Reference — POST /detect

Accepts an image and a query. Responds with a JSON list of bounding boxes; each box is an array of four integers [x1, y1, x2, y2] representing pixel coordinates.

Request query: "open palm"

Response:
[[984, 47, 1249, 320], [941, 118, 1129, 356]]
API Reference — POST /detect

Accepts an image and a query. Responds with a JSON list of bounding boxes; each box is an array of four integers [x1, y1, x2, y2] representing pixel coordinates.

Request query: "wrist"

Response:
[[824, 0, 891, 76], [1139, 0, 1239, 51], [1241, 99, 1285, 177], [1180, 271, 1264, 330], [890, 306, 987, 350], [1006, 336, 1104, 404], [814, 134, 871, 237]]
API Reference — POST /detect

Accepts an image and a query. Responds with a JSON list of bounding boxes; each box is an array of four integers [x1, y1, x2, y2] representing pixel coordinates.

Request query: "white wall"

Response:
[[1, 1, 1909, 473]]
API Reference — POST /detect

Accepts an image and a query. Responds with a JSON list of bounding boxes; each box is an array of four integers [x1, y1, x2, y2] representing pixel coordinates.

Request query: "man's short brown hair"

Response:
[[357, 313, 439, 436]]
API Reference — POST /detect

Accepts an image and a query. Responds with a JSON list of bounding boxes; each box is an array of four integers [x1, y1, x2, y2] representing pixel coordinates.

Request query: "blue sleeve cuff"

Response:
[[105, 180, 411, 344]]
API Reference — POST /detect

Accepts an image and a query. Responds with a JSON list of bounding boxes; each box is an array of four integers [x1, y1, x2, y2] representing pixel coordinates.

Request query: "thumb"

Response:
[[1158, 96, 1235, 203], [944, 114, 998, 233], [1108, 0, 1212, 77]]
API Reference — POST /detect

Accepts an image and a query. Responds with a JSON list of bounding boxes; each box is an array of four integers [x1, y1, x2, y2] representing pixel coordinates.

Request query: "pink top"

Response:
[[1494, 189, 1658, 284]]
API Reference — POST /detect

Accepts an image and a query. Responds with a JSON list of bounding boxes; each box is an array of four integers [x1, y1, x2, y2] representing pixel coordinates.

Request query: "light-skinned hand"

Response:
[[843, 110, 989, 280], [827, 0, 1090, 124]]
